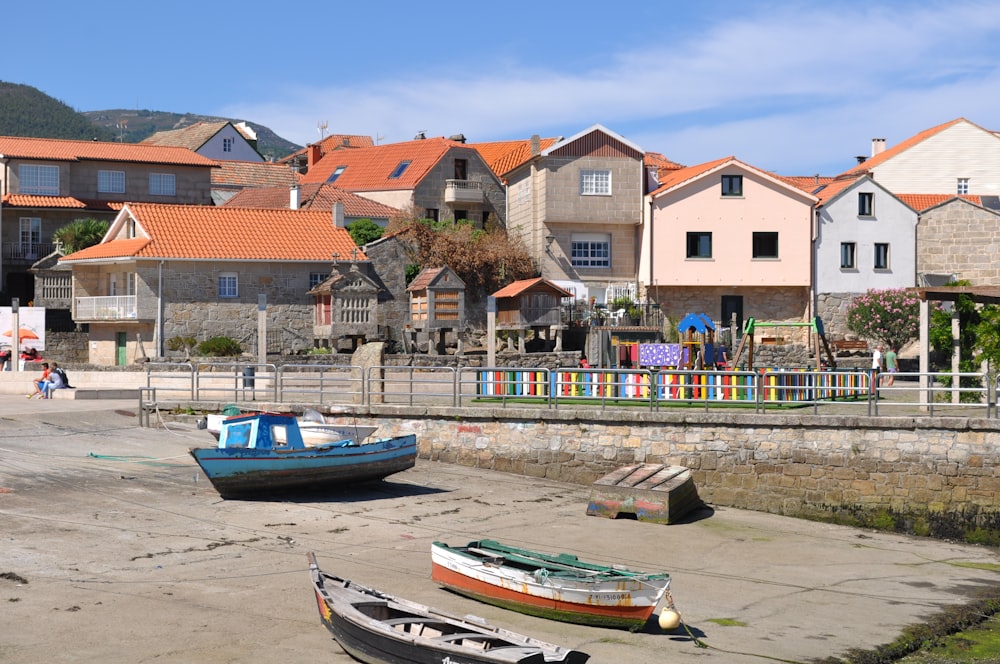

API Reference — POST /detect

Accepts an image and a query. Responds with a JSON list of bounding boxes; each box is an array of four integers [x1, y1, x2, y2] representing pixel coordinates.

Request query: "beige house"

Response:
[[59, 203, 363, 365], [491, 125, 647, 306], [0, 135, 217, 307]]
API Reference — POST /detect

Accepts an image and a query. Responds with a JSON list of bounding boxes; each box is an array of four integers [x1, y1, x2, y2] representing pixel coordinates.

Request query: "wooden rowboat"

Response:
[[307, 553, 590, 664], [431, 540, 671, 630]]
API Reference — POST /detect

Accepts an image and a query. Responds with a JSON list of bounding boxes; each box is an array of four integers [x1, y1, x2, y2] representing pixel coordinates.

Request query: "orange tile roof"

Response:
[[837, 118, 968, 178], [212, 161, 300, 188], [895, 193, 982, 211], [467, 138, 560, 176], [141, 121, 229, 150], [649, 156, 733, 196], [2, 194, 123, 211], [492, 277, 572, 299], [60, 203, 365, 263], [299, 137, 469, 190], [644, 151, 685, 173], [782, 175, 836, 194], [224, 183, 399, 219], [0, 135, 217, 166], [813, 177, 857, 204], [278, 134, 375, 164]]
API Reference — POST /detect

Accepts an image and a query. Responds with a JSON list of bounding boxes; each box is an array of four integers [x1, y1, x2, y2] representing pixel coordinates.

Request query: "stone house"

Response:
[[297, 136, 506, 228], [487, 125, 647, 306], [58, 203, 363, 365], [813, 175, 918, 338], [0, 135, 217, 308], [642, 156, 818, 341], [904, 196, 1000, 287]]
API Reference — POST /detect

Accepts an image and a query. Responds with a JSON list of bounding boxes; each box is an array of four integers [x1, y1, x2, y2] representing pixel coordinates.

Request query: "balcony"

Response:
[[3, 242, 55, 262], [75, 295, 138, 321], [444, 179, 484, 204]]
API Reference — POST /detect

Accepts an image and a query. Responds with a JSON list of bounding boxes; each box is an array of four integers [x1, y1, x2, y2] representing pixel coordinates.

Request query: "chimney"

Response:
[[289, 184, 300, 210], [871, 138, 886, 156], [814, 174, 819, 185], [448, 133, 466, 144], [530, 134, 540, 157], [855, 155, 867, 165], [332, 202, 345, 228], [307, 143, 322, 168]]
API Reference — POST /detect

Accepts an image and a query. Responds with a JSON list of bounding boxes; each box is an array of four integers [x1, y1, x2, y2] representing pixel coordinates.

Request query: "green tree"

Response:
[[346, 218, 383, 247], [53, 218, 110, 253], [845, 288, 920, 351]]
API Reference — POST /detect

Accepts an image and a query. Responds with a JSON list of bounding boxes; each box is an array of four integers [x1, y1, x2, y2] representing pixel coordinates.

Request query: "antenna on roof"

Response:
[[317, 121, 328, 139], [377, 134, 385, 145]]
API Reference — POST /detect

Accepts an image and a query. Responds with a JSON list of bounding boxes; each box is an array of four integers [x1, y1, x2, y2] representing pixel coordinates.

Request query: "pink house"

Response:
[[641, 157, 818, 337]]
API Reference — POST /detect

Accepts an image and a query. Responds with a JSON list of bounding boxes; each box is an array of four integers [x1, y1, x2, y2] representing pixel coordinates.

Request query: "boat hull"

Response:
[[190, 435, 416, 498], [431, 542, 668, 630], [308, 554, 589, 664]]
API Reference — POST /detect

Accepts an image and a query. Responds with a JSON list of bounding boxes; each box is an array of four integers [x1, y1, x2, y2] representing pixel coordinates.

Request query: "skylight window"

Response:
[[389, 160, 411, 179], [327, 165, 347, 184]]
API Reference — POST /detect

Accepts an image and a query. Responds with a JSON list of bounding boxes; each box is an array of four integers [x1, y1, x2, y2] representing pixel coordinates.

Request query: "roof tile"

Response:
[[0, 135, 217, 166]]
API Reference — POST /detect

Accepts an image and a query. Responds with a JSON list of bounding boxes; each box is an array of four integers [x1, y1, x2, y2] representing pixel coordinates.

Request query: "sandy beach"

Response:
[[2, 397, 999, 663]]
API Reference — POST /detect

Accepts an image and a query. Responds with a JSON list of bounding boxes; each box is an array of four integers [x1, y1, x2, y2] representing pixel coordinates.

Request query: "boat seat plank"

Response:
[[434, 632, 494, 642]]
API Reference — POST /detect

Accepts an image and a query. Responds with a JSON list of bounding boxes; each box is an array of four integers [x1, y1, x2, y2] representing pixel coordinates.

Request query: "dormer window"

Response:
[[327, 165, 347, 184], [389, 160, 411, 179]]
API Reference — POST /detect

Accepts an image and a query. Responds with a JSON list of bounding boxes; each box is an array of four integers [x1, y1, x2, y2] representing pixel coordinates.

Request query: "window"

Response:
[[858, 192, 874, 216], [686, 232, 712, 259], [149, 173, 176, 196], [840, 242, 856, 269], [98, 170, 125, 194], [218, 273, 238, 298], [454, 210, 468, 222], [580, 169, 611, 196], [721, 174, 743, 197], [454, 159, 467, 180], [752, 232, 779, 259], [223, 137, 234, 153], [18, 164, 59, 195], [309, 272, 327, 289], [327, 165, 347, 184], [874, 243, 889, 270], [425, 208, 439, 221], [957, 178, 970, 195], [389, 160, 411, 179], [571, 233, 610, 268], [517, 180, 531, 205], [19, 217, 41, 258], [482, 211, 490, 226]]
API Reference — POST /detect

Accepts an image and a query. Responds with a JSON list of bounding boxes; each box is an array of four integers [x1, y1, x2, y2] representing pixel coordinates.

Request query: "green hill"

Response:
[[0, 81, 302, 160], [0, 82, 116, 140]]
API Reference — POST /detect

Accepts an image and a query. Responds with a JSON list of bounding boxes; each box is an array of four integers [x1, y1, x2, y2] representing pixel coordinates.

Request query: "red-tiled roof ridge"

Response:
[[60, 202, 365, 263], [649, 156, 734, 195], [278, 134, 376, 164], [224, 183, 399, 218], [837, 118, 974, 179], [0, 135, 217, 166], [299, 137, 470, 190], [492, 277, 572, 299], [467, 137, 561, 176], [895, 193, 983, 212]]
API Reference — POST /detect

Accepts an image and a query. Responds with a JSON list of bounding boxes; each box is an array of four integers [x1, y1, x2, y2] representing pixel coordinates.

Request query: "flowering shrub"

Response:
[[846, 288, 920, 351]]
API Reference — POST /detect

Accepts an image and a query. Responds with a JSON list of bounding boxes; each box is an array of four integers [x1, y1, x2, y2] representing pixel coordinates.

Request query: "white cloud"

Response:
[[223, 1, 1000, 173]]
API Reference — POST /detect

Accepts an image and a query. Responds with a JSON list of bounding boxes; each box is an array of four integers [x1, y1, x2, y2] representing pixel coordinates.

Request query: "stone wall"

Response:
[[347, 407, 1000, 537], [918, 199, 1000, 285]]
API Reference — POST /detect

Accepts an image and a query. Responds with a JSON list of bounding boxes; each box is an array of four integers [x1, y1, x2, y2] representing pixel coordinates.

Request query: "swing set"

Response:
[[730, 316, 837, 370]]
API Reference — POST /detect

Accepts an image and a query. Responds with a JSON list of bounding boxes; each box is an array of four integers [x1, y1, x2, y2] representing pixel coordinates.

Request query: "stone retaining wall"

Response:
[[334, 407, 1000, 538]]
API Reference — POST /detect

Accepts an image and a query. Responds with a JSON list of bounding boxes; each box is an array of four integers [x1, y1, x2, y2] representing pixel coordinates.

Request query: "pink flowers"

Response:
[[846, 288, 920, 350]]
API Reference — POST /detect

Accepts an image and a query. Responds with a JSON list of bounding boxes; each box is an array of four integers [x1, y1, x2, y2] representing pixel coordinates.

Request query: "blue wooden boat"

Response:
[[190, 412, 416, 498]]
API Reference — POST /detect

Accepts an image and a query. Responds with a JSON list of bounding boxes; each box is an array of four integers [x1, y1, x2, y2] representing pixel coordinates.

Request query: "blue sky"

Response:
[[8, 1, 1000, 175]]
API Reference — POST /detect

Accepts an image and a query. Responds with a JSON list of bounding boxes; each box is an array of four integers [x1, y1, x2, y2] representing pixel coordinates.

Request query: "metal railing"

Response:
[[141, 362, 997, 418]]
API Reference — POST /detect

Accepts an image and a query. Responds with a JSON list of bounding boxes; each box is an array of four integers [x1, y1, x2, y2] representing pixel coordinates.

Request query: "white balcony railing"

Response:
[[3, 242, 55, 262], [444, 179, 484, 204], [75, 295, 138, 320]]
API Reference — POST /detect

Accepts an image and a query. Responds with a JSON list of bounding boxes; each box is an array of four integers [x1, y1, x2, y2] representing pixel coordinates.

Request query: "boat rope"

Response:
[[87, 452, 189, 467]]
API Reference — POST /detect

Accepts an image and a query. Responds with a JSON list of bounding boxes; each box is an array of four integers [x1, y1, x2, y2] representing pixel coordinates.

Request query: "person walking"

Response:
[[883, 346, 898, 387], [871, 345, 884, 396]]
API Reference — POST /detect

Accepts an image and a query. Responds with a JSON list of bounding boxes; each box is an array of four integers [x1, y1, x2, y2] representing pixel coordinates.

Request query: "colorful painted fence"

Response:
[[475, 368, 868, 403]]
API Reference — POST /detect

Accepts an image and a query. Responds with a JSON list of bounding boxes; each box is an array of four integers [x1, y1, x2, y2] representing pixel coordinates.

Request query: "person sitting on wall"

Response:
[[29, 362, 51, 398], [0, 347, 10, 371], [42, 362, 67, 399]]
